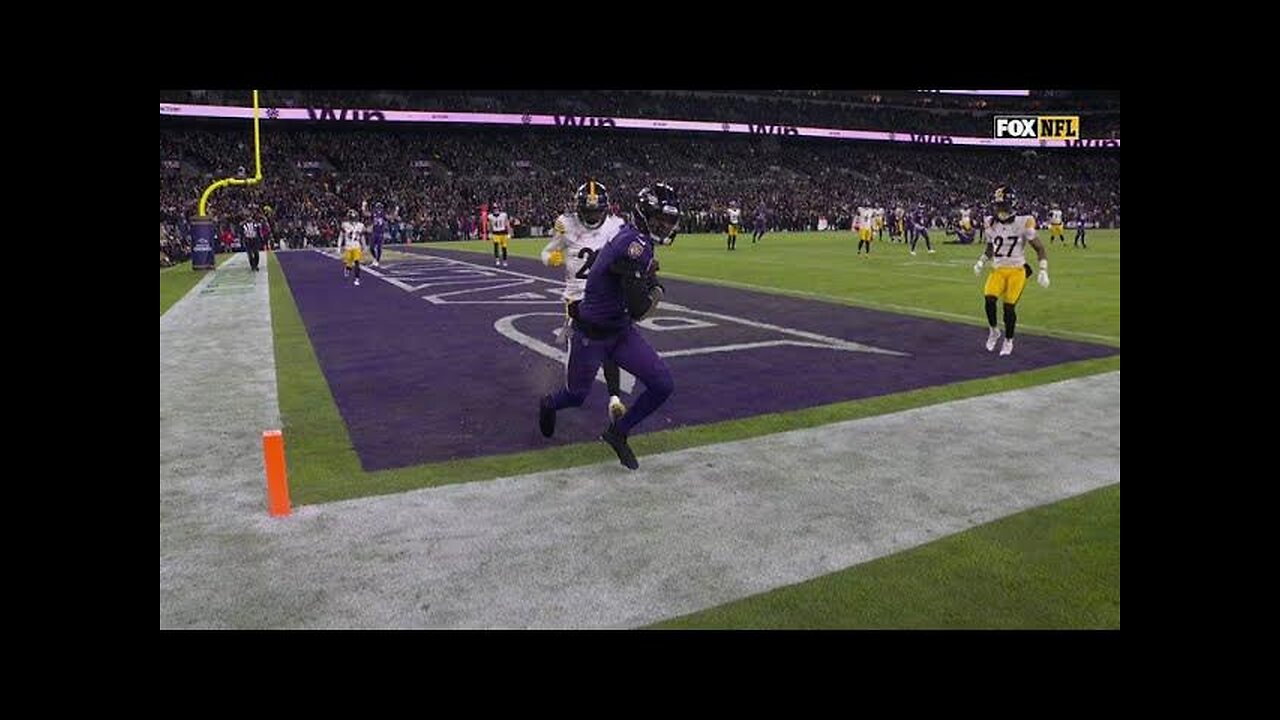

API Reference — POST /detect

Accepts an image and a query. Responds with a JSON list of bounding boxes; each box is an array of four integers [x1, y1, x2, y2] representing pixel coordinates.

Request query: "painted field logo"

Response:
[[994, 115, 1080, 140]]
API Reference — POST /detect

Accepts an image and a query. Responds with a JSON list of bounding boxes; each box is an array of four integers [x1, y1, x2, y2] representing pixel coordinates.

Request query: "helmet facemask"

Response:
[[647, 210, 679, 245], [635, 183, 680, 245], [578, 202, 606, 229], [992, 186, 1015, 222], [576, 181, 609, 229]]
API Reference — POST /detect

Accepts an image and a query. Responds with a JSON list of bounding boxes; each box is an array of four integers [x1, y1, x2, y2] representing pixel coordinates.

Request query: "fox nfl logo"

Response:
[[994, 115, 1080, 140]]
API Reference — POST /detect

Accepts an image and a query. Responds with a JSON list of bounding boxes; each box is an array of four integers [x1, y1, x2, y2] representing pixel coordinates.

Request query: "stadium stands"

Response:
[[160, 92, 1120, 261]]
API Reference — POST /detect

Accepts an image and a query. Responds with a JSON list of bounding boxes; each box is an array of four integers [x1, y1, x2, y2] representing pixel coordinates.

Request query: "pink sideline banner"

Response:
[[159, 104, 1120, 149]]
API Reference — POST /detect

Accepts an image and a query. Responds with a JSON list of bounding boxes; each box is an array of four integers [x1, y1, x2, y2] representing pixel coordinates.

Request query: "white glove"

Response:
[[973, 258, 985, 275], [1038, 269, 1050, 288]]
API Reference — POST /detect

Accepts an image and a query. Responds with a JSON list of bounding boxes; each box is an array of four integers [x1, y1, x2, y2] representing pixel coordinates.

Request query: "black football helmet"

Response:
[[992, 185, 1016, 222], [634, 183, 680, 245], [576, 180, 609, 229]]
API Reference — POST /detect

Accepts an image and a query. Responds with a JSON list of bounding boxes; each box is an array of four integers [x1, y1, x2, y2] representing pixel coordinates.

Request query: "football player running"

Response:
[[538, 184, 680, 470], [541, 180, 630, 422]]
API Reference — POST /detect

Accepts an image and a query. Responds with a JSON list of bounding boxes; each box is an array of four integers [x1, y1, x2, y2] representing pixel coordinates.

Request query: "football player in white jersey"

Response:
[[340, 209, 367, 286], [541, 180, 629, 421], [1047, 205, 1065, 244], [973, 186, 1050, 356], [891, 206, 906, 242], [489, 202, 511, 267], [956, 207, 975, 245], [856, 206, 875, 255], [726, 201, 742, 251]]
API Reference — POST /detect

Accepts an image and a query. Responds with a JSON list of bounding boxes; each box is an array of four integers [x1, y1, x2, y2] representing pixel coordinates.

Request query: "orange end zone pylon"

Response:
[[262, 429, 292, 517]]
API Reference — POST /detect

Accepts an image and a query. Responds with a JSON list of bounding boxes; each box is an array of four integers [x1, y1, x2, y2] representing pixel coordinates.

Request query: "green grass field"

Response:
[[652, 483, 1120, 628], [264, 230, 1120, 627], [269, 231, 1120, 504], [470, 229, 1119, 345], [160, 253, 234, 316]]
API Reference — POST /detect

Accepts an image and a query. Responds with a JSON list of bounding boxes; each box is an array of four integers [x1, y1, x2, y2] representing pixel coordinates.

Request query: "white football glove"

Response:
[[973, 257, 986, 275], [1037, 260, 1050, 288]]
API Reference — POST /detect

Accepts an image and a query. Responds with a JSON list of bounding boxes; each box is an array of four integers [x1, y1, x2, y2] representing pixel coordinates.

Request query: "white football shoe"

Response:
[[609, 395, 627, 422], [985, 327, 1002, 352]]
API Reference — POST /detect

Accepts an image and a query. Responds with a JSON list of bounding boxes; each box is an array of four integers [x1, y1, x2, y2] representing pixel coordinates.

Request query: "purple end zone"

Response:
[[277, 247, 1117, 471]]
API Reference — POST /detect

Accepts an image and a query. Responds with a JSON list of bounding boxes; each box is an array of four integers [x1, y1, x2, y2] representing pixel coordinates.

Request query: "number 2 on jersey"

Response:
[[575, 247, 598, 279]]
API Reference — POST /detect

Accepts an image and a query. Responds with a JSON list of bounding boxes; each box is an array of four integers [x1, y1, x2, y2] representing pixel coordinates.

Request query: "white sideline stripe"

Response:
[[163, 251, 1120, 629], [162, 365, 1121, 629]]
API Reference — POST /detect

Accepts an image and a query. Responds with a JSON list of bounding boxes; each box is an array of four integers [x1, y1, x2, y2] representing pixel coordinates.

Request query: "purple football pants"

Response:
[[548, 324, 673, 435]]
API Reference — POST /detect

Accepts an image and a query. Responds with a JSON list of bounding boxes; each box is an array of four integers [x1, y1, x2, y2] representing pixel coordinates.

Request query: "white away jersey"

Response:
[[985, 214, 1037, 268], [544, 213, 626, 302], [341, 220, 366, 250], [488, 211, 510, 234]]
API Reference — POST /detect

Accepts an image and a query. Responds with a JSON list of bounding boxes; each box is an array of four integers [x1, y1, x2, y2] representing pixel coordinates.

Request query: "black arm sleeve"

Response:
[[623, 273, 654, 318]]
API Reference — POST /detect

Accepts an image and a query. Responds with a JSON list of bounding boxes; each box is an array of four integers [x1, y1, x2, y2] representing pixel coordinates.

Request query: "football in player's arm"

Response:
[[538, 183, 680, 470]]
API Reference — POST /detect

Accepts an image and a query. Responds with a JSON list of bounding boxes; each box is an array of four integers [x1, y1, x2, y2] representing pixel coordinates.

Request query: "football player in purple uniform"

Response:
[[538, 184, 680, 470]]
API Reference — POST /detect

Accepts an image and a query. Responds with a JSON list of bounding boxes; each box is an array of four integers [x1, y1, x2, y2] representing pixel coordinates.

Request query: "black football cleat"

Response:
[[600, 424, 639, 470], [539, 396, 556, 438]]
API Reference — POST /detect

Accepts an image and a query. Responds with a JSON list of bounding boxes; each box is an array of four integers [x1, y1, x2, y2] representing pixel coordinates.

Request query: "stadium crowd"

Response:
[[160, 120, 1119, 264]]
